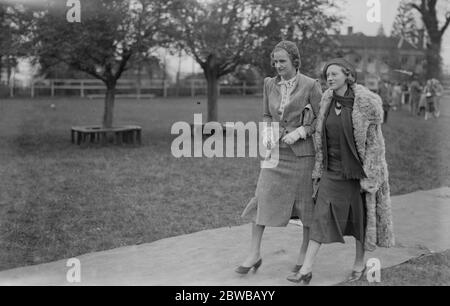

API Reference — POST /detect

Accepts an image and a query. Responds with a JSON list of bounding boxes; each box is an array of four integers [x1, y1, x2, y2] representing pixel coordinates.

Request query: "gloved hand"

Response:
[[261, 125, 274, 149], [360, 179, 378, 194], [282, 126, 307, 145]]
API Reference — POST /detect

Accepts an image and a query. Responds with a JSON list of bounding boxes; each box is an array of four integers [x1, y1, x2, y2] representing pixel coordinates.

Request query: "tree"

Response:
[[30, 0, 173, 128], [252, 0, 342, 78], [171, 0, 267, 122], [411, 0, 450, 78], [391, 0, 420, 47], [0, 3, 31, 86]]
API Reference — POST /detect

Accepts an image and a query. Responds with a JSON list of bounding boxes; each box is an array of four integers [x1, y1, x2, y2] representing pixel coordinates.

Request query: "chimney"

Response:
[[347, 26, 353, 35]]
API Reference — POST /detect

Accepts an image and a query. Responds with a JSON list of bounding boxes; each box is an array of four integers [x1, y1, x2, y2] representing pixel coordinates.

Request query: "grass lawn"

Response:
[[340, 249, 450, 286], [0, 94, 449, 271]]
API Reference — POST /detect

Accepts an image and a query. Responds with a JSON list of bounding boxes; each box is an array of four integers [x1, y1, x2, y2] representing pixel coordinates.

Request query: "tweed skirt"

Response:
[[241, 146, 315, 227], [310, 171, 366, 244]]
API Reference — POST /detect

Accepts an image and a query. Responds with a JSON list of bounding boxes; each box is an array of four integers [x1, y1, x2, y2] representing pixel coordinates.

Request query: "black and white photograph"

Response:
[[0, 0, 449, 292]]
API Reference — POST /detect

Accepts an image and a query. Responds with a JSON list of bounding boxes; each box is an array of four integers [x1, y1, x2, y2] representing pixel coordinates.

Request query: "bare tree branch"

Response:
[[440, 12, 450, 36]]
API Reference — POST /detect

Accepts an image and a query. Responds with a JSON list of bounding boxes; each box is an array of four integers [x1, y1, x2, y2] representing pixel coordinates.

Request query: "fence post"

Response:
[[136, 80, 141, 100], [31, 80, 34, 98], [191, 80, 195, 97], [9, 71, 14, 98], [163, 80, 168, 98], [243, 81, 246, 96], [80, 80, 85, 98], [218, 83, 221, 97], [51, 80, 54, 97]]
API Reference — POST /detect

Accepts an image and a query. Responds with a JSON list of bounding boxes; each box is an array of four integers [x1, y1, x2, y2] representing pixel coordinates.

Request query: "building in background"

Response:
[[328, 27, 426, 90]]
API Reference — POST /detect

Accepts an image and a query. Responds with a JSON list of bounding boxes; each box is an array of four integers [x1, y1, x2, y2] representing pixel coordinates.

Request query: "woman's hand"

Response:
[[262, 126, 274, 149], [282, 126, 306, 145], [360, 179, 378, 194]]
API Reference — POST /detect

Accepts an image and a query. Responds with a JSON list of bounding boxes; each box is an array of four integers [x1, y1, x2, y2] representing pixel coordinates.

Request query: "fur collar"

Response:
[[319, 84, 383, 125]]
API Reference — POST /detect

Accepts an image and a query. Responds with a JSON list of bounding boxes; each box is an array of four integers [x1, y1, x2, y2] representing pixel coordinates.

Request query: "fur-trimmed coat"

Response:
[[312, 84, 395, 251]]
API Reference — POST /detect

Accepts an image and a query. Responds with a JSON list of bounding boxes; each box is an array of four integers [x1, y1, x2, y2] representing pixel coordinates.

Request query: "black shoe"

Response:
[[347, 267, 366, 282], [292, 264, 302, 273], [235, 258, 262, 274], [287, 271, 312, 285]]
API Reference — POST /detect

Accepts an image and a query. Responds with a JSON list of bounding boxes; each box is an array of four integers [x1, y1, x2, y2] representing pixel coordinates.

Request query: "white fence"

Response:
[[28, 78, 263, 98]]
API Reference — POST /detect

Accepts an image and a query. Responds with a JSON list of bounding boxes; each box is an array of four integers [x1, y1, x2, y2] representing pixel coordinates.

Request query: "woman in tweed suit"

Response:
[[235, 41, 322, 274]]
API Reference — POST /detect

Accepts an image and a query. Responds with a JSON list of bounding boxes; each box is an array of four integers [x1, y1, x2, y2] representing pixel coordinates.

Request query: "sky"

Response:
[[339, 0, 402, 36]]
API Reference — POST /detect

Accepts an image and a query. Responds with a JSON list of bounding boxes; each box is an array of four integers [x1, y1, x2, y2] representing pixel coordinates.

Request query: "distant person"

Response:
[[424, 79, 442, 120], [287, 58, 394, 285], [391, 83, 402, 111], [402, 82, 410, 107], [409, 76, 422, 116], [432, 78, 443, 118], [418, 86, 427, 117], [236, 40, 322, 275], [378, 80, 391, 123]]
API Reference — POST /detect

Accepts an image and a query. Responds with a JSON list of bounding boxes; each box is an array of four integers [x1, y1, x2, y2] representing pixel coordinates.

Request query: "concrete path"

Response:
[[0, 187, 449, 286]]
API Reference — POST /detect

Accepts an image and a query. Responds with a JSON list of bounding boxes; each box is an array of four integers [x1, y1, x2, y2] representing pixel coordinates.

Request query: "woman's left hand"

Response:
[[282, 127, 306, 145]]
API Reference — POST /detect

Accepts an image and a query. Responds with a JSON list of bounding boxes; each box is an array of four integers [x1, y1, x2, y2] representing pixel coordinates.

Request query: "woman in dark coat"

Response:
[[235, 41, 322, 274], [287, 58, 394, 285]]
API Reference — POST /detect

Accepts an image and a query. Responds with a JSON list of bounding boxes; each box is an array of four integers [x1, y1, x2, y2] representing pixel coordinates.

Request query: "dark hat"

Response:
[[322, 58, 357, 82]]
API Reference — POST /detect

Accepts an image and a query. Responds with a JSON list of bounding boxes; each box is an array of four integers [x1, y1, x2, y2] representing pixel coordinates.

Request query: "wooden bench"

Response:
[[71, 125, 142, 145]]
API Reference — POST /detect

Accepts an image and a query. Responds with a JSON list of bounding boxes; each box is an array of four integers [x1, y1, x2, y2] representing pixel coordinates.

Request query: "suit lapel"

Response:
[[290, 73, 301, 96], [281, 73, 304, 116]]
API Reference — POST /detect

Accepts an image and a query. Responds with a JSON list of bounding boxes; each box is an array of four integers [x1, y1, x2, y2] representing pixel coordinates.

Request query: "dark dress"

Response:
[[310, 100, 366, 244]]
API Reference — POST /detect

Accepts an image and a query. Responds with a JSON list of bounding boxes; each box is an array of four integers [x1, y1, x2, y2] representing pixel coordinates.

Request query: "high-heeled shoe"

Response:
[[235, 258, 262, 274], [347, 266, 366, 282], [287, 271, 313, 285], [292, 264, 302, 273]]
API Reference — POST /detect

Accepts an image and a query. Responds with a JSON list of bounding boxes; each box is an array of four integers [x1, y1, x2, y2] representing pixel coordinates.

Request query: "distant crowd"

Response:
[[377, 76, 444, 123]]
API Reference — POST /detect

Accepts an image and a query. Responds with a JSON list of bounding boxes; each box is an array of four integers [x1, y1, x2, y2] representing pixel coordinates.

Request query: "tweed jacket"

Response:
[[263, 73, 322, 157], [312, 84, 395, 251]]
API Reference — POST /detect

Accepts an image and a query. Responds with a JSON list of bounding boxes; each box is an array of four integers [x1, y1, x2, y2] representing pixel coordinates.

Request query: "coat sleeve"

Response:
[[303, 80, 322, 137], [360, 123, 385, 193], [262, 77, 272, 124]]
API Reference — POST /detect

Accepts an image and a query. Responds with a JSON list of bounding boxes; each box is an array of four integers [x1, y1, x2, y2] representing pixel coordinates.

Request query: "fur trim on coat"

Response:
[[312, 84, 395, 251]]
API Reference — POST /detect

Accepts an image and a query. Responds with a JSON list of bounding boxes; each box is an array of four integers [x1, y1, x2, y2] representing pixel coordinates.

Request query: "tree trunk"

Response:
[[426, 40, 442, 79], [6, 57, 11, 87], [137, 63, 142, 100], [176, 49, 182, 97], [413, 1, 448, 79], [205, 69, 219, 122], [103, 82, 116, 128]]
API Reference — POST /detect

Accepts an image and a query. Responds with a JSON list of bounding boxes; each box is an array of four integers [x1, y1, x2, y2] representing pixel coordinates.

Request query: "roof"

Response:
[[333, 34, 423, 51]]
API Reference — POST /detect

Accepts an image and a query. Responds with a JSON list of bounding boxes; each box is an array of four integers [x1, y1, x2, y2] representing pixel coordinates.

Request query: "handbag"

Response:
[[301, 104, 314, 127]]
